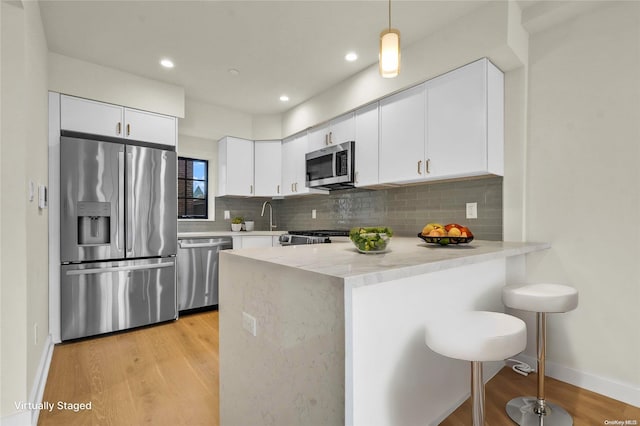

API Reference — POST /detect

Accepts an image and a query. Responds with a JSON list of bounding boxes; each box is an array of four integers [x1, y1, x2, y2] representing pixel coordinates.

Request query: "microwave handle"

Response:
[[332, 153, 337, 178]]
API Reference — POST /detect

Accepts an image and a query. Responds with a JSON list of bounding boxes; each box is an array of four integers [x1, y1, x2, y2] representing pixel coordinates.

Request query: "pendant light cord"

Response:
[[388, 0, 391, 30]]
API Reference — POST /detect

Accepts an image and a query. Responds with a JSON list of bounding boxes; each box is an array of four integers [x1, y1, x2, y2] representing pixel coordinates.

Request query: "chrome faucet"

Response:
[[261, 201, 276, 231]]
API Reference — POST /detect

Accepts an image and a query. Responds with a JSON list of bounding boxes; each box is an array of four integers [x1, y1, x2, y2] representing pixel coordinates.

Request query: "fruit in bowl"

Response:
[[349, 227, 393, 253]]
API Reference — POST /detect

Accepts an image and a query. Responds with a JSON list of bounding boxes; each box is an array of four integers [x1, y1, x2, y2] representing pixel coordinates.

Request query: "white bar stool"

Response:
[[502, 283, 579, 425], [425, 311, 526, 426]]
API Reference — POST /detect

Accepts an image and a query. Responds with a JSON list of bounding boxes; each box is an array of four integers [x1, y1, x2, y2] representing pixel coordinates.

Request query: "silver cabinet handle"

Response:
[[329, 131, 333, 144], [417, 160, 422, 175], [66, 262, 174, 276], [126, 123, 131, 137], [325, 134, 329, 145], [250, 184, 253, 194], [426, 158, 431, 174], [291, 183, 294, 192], [117, 122, 122, 135], [277, 184, 280, 194]]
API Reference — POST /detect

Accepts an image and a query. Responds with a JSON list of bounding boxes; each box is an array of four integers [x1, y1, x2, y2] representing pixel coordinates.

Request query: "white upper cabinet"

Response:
[[123, 108, 177, 147], [60, 94, 177, 146], [354, 102, 379, 187], [307, 112, 355, 152], [378, 58, 504, 184], [254, 140, 282, 197], [61, 95, 124, 137], [282, 133, 328, 196], [378, 84, 426, 184], [218, 136, 254, 197], [425, 59, 503, 179]]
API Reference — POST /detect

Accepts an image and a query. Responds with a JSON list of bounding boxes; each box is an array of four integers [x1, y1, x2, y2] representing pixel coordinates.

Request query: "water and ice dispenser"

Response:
[[77, 201, 111, 245]]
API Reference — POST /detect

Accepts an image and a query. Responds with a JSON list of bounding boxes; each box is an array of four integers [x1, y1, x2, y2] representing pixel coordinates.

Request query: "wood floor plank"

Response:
[[39, 310, 639, 425]]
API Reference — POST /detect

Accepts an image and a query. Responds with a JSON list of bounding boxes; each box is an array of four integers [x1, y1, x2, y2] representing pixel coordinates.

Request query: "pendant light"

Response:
[[379, 0, 400, 78]]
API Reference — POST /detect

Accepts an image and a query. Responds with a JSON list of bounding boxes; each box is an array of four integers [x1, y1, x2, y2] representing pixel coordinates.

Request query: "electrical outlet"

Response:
[[312, 209, 317, 219], [242, 312, 257, 336], [224, 210, 230, 220], [466, 202, 478, 219]]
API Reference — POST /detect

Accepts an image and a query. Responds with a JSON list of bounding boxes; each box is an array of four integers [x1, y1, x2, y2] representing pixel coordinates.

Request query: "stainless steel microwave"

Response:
[[305, 141, 355, 190]]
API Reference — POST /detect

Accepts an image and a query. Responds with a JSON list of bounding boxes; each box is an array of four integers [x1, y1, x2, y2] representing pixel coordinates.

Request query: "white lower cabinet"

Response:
[[232, 236, 277, 248]]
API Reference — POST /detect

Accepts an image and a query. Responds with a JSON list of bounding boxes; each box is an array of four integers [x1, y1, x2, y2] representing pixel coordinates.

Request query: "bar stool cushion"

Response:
[[503, 283, 579, 313], [425, 311, 526, 362]]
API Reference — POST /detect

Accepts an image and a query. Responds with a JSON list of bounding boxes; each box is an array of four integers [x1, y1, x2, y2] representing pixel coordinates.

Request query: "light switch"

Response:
[[466, 202, 478, 219], [312, 209, 317, 219]]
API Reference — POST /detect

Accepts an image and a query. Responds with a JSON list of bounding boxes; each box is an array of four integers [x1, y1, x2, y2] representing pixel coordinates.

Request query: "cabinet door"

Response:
[[379, 84, 426, 184], [329, 112, 355, 145], [60, 95, 124, 137], [307, 125, 329, 152], [124, 108, 177, 146], [218, 137, 254, 196], [426, 60, 487, 179], [281, 136, 298, 196], [239, 236, 274, 248], [254, 140, 282, 197], [354, 103, 379, 187]]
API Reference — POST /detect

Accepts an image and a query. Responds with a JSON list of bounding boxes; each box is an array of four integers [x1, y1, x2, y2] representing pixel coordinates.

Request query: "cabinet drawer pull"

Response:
[[126, 124, 131, 136], [117, 122, 122, 135], [426, 159, 431, 174], [417, 160, 422, 175]]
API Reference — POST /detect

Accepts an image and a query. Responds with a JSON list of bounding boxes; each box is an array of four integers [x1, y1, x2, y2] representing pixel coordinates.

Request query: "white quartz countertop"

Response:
[[224, 238, 550, 287], [178, 231, 285, 238]]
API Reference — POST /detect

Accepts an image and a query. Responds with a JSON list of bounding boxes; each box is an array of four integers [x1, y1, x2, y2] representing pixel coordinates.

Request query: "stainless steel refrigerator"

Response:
[[60, 133, 177, 341]]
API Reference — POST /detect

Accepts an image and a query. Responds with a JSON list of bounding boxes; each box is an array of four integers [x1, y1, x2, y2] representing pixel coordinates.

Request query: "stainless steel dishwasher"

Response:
[[177, 237, 233, 311]]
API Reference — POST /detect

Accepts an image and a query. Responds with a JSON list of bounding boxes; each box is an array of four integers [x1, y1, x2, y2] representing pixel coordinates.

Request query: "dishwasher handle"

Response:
[[178, 241, 233, 249]]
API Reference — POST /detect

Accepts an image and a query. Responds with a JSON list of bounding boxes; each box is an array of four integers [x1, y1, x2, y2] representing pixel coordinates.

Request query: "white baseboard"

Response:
[[28, 334, 54, 425], [516, 354, 640, 408], [0, 335, 53, 426]]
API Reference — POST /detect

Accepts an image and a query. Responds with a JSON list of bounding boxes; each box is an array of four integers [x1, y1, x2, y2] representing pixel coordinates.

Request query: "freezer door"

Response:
[[177, 238, 232, 310], [126, 145, 177, 258], [60, 258, 177, 341], [60, 136, 126, 263]]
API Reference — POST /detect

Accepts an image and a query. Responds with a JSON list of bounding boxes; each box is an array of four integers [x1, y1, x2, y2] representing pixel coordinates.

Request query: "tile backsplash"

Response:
[[179, 176, 503, 241]]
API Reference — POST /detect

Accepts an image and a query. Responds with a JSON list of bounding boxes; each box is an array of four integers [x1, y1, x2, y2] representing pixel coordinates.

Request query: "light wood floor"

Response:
[[39, 311, 219, 426], [39, 310, 639, 425]]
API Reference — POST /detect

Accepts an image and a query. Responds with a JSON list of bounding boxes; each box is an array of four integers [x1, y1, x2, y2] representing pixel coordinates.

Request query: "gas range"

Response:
[[278, 230, 350, 246]]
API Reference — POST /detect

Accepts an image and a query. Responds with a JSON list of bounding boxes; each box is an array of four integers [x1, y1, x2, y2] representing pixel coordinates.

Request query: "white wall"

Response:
[[523, 1, 640, 403], [282, 1, 527, 136], [1, 0, 50, 420], [179, 98, 252, 141], [48, 52, 185, 118]]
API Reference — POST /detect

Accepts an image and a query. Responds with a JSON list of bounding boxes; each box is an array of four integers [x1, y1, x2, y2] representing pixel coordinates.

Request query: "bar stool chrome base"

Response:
[[506, 396, 573, 425]]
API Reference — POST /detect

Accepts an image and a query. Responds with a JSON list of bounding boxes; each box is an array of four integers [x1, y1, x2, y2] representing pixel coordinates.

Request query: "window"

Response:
[[178, 157, 208, 219]]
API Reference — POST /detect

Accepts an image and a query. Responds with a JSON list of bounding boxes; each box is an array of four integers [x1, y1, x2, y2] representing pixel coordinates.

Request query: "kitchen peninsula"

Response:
[[218, 238, 549, 426]]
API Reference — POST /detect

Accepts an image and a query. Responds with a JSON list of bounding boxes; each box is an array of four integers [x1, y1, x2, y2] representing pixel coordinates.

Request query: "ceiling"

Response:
[[39, 0, 495, 115]]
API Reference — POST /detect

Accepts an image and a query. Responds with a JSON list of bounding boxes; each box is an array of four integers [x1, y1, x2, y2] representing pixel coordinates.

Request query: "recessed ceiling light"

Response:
[[228, 68, 240, 76], [280, 95, 289, 102], [345, 52, 358, 62], [160, 58, 174, 68]]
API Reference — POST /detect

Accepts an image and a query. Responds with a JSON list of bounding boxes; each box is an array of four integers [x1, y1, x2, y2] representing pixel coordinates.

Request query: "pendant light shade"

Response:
[[379, 0, 400, 78], [379, 29, 400, 78]]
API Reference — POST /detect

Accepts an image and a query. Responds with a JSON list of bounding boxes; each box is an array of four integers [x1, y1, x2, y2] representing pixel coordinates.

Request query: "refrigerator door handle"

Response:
[[65, 261, 174, 276], [116, 151, 125, 253], [126, 150, 134, 256]]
